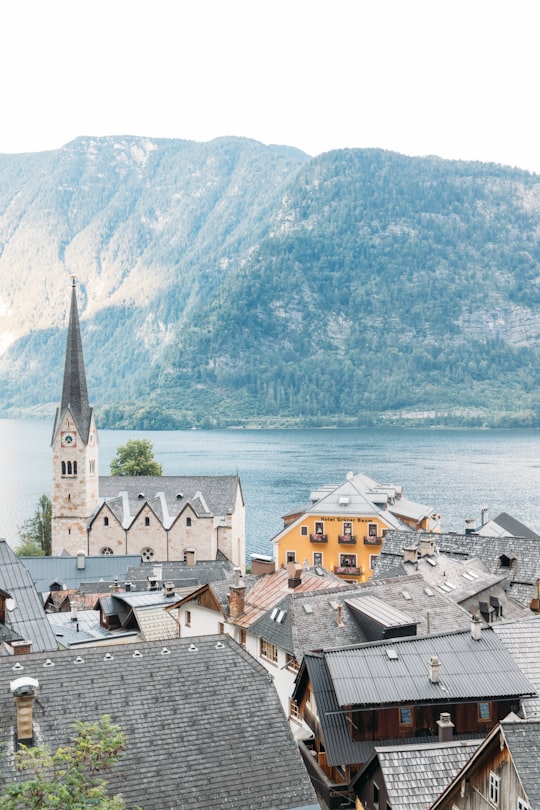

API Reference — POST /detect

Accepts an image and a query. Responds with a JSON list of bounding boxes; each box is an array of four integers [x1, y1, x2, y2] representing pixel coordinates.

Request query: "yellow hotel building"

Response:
[[272, 471, 440, 583]]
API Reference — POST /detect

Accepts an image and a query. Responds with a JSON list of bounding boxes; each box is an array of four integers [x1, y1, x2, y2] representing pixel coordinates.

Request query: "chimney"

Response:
[[419, 537, 435, 557], [10, 640, 32, 656], [287, 561, 302, 589], [164, 582, 175, 598], [437, 712, 454, 742], [471, 613, 482, 641], [10, 677, 39, 746], [337, 604, 344, 627], [250, 555, 275, 576], [228, 568, 245, 618], [403, 546, 419, 564], [429, 655, 440, 683], [76, 551, 86, 569], [147, 576, 159, 591], [481, 506, 488, 526]]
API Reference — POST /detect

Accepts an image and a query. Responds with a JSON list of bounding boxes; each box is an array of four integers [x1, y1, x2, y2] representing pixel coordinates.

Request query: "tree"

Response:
[[17, 494, 51, 556], [110, 439, 163, 476], [0, 715, 137, 810]]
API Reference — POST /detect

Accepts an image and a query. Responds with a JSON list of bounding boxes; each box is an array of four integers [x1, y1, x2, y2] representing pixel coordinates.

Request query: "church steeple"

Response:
[[53, 275, 91, 442], [51, 276, 99, 555]]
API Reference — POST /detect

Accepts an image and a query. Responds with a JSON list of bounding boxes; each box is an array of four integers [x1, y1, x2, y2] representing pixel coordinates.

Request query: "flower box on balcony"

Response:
[[364, 536, 382, 545], [334, 566, 362, 576], [310, 534, 328, 543], [338, 535, 357, 544]]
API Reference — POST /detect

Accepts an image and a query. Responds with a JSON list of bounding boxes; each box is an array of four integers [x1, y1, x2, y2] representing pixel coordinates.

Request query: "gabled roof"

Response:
[[354, 739, 481, 810], [0, 541, 58, 653], [474, 511, 540, 540], [0, 636, 318, 810], [96, 475, 242, 530], [502, 719, 540, 807], [323, 627, 536, 708]]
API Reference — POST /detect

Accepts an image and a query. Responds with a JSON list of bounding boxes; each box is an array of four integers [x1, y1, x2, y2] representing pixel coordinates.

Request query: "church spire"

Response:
[[53, 275, 92, 442]]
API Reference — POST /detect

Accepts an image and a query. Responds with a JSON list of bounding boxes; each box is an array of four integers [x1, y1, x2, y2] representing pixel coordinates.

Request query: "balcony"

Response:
[[364, 535, 382, 545], [338, 535, 357, 544], [310, 534, 328, 543], [334, 566, 363, 576]]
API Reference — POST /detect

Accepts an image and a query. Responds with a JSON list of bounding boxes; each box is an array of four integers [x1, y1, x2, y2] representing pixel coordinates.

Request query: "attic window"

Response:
[[386, 648, 398, 660], [426, 557, 437, 567], [424, 587, 434, 597], [499, 554, 516, 568], [303, 604, 314, 614], [138, 493, 145, 499], [401, 591, 412, 600], [271, 608, 287, 624], [339, 496, 351, 505], [462, 570, 479, 581]]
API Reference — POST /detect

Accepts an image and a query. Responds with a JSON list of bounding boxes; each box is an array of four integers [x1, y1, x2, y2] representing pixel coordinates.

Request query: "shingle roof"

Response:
[[364, 739, 481, 810], [376, 530, 540, 605], [20, 554, 142, 593], [0, 636, 318, 810], [0, 541, 58, 653], [493, 615, 540, 719], [502, 719, 540, 807]]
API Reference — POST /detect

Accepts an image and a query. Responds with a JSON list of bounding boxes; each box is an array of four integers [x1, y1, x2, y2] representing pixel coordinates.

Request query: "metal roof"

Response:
[[325, 627, 537, 707], [344, 594, 416, 629]]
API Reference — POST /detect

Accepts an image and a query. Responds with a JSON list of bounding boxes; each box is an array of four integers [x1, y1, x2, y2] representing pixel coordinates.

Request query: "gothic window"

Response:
[[144, 516, 150, 527], [67, 461, 72, 475], [141, 546, 155, 562], [104, 516, 109, 527], [89, 460, 95, 475], [61, 461, 66, 475], [100, 547, 114, 556], [186, 517, 192, 527], [73, 461, 77, 475]]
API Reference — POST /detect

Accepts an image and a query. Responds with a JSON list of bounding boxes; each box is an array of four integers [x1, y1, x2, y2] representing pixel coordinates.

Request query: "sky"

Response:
[[1, 1, 539, 173]]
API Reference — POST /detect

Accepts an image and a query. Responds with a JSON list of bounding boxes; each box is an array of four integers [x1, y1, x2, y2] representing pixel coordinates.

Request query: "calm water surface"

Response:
[[1, 419, 539, 558]]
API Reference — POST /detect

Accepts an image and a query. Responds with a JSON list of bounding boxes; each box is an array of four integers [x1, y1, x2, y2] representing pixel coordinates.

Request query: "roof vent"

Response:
[[138, 492, 145, 499], [386, 648, 398, 660], [161, 647, 171, 655], [164, 582, 175, 598], [176, 492, 183, 499], [11, 662, 24, 672], [215, 641, 225, 649], [43, 659, 55, 668], [189, 644, 198, 652], [132, 650, 143, 658], [429, 655, 440, 683], [73, 656, 84, 665], [303, 604, 314, 614], [104, 653, 114, 661]]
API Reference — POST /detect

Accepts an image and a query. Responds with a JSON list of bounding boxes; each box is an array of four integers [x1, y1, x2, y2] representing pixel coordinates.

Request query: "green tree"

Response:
[[17, 494, 51, 556], [110, 439, 163, 476], [0, 715, 137, 810]]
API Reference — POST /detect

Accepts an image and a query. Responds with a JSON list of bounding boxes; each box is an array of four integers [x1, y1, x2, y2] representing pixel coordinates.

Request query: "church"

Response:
[[50, 277, 245, 569]]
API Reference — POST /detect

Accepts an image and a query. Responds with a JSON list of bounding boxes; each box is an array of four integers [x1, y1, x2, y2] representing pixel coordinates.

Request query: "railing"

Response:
[[364, 536, 382, 545], [338, 535, 356, 544], [310, 534, 328, 543], [334, 566, 362, 576]]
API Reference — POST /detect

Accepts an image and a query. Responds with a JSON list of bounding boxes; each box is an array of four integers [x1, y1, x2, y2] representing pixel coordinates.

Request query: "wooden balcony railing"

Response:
[[334, 566, 362, 576], [310, 534, 328, 543], [338, 535, 356, 544]]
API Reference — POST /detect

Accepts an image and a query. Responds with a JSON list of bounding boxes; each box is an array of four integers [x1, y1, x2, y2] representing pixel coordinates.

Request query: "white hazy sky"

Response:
[[1, 0, 539, 172]]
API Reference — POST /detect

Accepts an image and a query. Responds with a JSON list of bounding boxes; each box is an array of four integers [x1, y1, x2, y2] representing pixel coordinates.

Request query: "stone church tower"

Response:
[[51, 276, 99, 555]]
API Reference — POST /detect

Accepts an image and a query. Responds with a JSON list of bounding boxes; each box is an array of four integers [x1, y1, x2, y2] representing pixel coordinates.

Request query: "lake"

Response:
[[2, 419, 540, 559]]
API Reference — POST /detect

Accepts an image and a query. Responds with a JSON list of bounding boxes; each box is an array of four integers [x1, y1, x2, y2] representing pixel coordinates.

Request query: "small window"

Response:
[[368, 522, 378, 537], [343, 521, 353, 535], [100, 547, 114, 556], [478, 701, 491, 721], [67, 461, 72, 475], [89, 460, 95, 475], [286, 551, 296, 563], [104, 516, 109, 527], [489, 772, 500, 806], [314, 521, 324, 535], [144, 516, 150, 527], [141, 546, 154, 562], [239, 628, 246, 646], [300, 525, 308, 536], [185, 610, 191, 627], [518, 799, 530, 810], [61, 461, 66, 475], [260, 638, 278, 664], [186, 517, 192, 527], [313, 552, 323, 566], [370, 554, 378, 570], [73, 460, 77, 475], [373, 782, 380, 810], [399, 706, 413, 725], [286, 652, 299, 671], [339, 553, 357, 568], [218, 622, 225, 635]]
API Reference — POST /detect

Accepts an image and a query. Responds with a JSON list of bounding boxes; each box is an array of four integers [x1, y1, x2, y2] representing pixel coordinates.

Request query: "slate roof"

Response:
[[375, 530, 540, 605], [356, 739, 481, 810], [0, 541, 58, 653], [20, 553, 142, 593], [0, 636, 319, 810], [124, 558, 235, 588], [474, 511, 540, 540], [97, 474, 242, 530], [502, 719, 540, 807], [493, 615, 540, 719]]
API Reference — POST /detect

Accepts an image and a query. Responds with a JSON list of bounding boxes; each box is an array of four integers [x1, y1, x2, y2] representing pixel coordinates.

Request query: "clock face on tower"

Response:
[[61, 431, 77, 448]]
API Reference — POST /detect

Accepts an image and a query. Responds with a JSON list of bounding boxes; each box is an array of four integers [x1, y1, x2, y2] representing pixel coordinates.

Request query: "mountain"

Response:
[[1, 137, 540, 428]]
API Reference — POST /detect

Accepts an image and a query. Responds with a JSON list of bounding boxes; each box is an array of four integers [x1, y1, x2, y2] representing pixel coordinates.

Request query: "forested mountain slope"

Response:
[[1, 138, 539, 427]]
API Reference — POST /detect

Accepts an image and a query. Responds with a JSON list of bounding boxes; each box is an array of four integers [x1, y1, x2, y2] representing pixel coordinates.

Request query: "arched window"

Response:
[[61, 461, 66, 475], [186, 517, 192, 527], [73, 460, 77, 475], [104, 516, 109, 527], [89, 460, 95, 475], [145, 516, 150, 527], [67, 461, 72, 475], [100, 547, 114, 556]]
